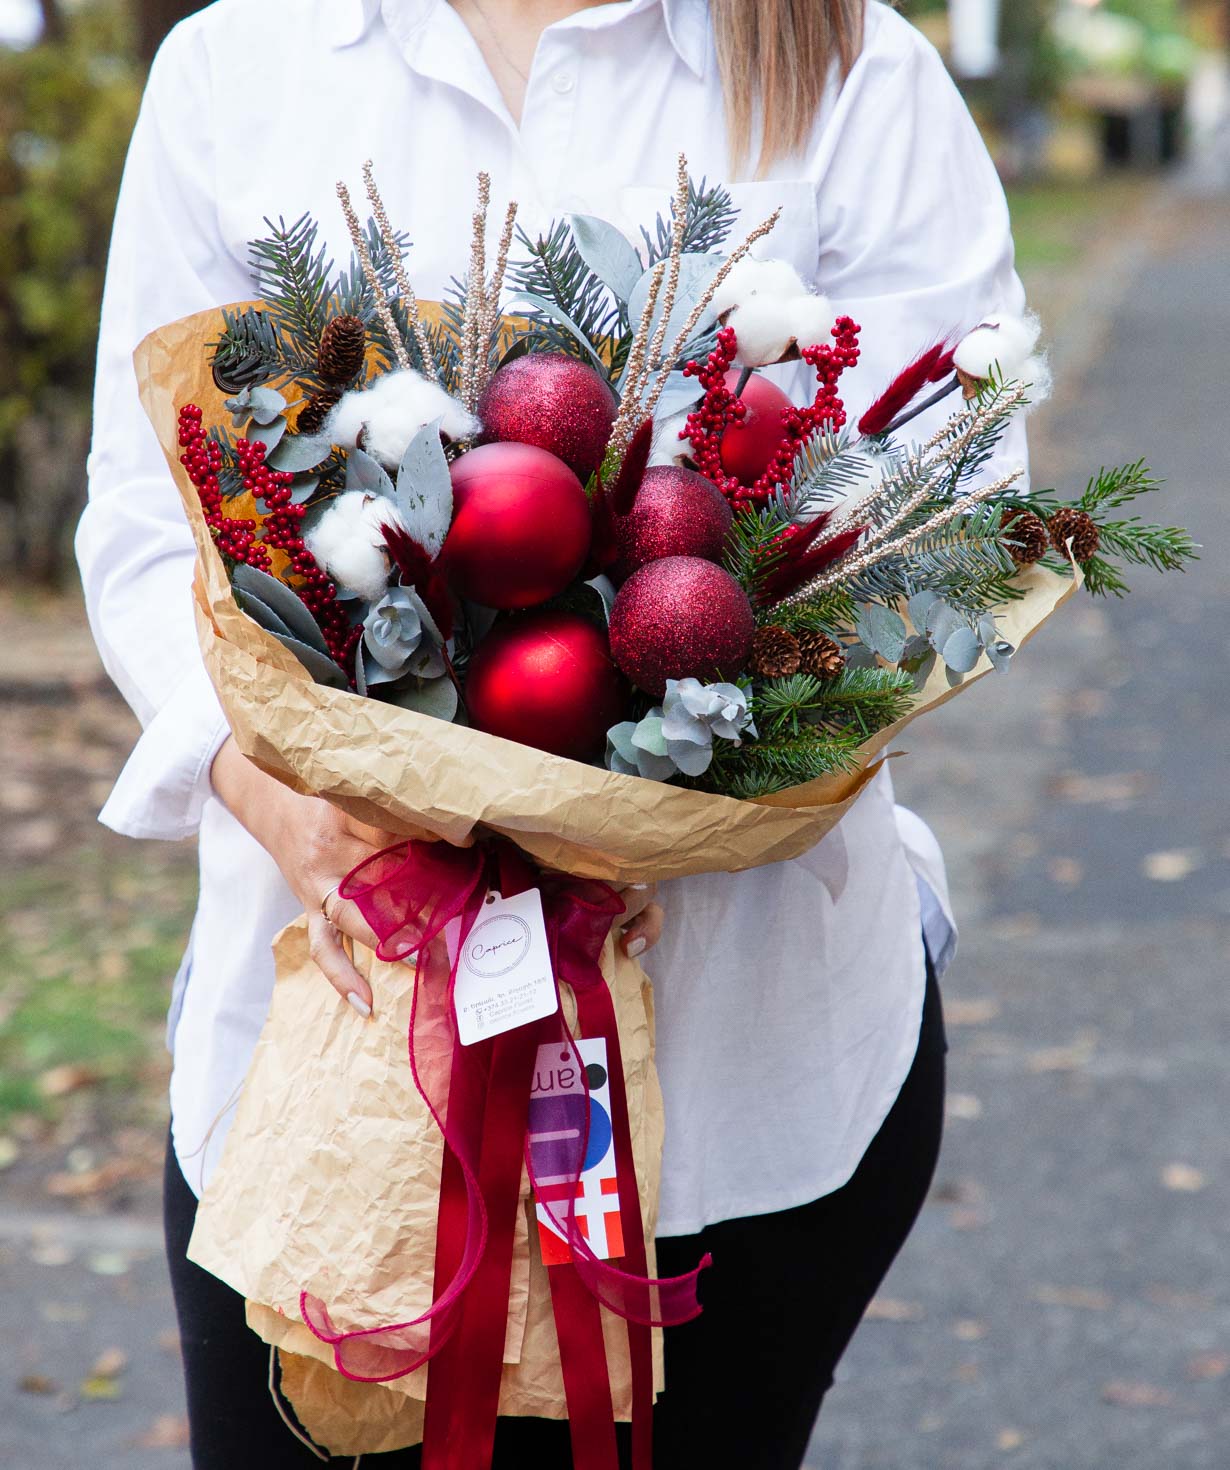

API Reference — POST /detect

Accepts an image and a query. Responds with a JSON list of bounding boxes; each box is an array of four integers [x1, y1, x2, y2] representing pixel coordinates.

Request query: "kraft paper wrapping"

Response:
[[135, 307, 1077, 1451]]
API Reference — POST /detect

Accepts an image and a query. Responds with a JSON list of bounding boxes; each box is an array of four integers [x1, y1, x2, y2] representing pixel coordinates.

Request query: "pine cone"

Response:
[[751, 626, 801, 679], [1000, 508, 1049, 567], [317, 315, 367, 386], [1048, 507, 1101, 563], [297, 388, 342, 437], [797, 630, 845, 680]]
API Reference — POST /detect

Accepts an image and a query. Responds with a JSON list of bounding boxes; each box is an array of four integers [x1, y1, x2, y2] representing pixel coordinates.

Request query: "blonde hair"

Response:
[[711, 0, 866, 175]]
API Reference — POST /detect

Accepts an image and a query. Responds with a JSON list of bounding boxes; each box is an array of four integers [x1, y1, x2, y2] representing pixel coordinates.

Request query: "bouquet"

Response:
[[137, 158, 1193, 1465]]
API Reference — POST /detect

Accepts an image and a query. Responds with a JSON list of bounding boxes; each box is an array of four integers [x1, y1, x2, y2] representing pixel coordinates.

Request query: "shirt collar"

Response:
[[327, 0, 709, 78]]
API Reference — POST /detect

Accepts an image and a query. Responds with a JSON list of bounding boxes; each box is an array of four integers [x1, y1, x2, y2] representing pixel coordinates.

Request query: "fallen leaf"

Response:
[[1145, 1285, 1212, 1311], [865, 1297, 925, 1322], [997, 1429, 1025, 1452], [1028, 1033, 1098, 1074], [157, 1328, 181, 1355], [0, 1136, 19, 1170], [1047, 771, 1149, 805], [38, 1063, 101, 1099], [30, 1241, 73, 1268], [955, 1319, 988, 1342], [946, 1093, 983, 1121], [1048, 856, 1084, 886], [955, 1362, 980, 1383], [1186, 1352, 1229, 1382], [18, 1374, 59, 1395], [944, 998, 1000, 1026], [136, 1414, 190, 1450], [90, 1347, 128, 1379], [1142, 849, 1202, 883], [1102, 1381, 1175, 1409], [80, 1374, 122, 1401], [39, 1302, 88, 1324], [45, 1158, 143, 1199], [1032, 1285, 1113, 1311], [86, 1251, 130, 1277], [1161, 1163, 1206, 1193], [949, 1208, 990, 1232]]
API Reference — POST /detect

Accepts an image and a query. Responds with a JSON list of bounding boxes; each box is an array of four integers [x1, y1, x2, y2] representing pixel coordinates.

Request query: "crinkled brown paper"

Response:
[[136, 307, 1076, 1453]]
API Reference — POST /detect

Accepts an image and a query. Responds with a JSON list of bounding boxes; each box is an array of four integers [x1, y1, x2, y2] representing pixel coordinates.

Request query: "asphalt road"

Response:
[[3, 148, 1227, 1470]]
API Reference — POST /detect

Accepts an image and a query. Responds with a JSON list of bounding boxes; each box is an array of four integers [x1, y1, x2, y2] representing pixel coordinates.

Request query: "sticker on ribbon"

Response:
[[528, 1037, 626, 1265], [452, 888, 559, 1046]]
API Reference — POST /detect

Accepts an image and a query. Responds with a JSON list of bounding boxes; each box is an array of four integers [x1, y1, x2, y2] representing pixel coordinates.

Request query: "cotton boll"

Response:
[[648, 408, 693, 467], [788, 294, 836, 354], [953, 312, 1042, 382], [325, 370, 481, 468], [710, 256, 807, 318], [1021, 353, 1053, 409], [304, 491, 397, 603], [728, 295, 802, 367]]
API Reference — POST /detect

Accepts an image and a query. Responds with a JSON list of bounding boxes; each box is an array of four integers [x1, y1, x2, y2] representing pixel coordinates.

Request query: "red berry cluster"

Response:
[[179, 405, 270, 570], [179, 404, 360, 677], [683, 318, 862, 508]]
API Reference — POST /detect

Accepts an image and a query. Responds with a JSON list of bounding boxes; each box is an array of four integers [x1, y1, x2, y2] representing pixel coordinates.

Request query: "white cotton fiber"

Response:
[[727, 291, 835, 366], [303, 491, 400, 603], [326, 370, 481, 468], [953, 312, 1042, 382], [787, 294, 836, 354], [710, 256, 807, 319], [648, 407, 694, 467]]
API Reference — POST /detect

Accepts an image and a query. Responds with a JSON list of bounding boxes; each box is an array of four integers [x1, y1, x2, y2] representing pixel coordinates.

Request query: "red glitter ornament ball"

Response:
[[608, 556, 756, 698], [718, 370, 794, 487], [478, 354, 618, 481], [613, 465, 733, 582], [466, 611, 629, 762], [445, 442, 592, 609]]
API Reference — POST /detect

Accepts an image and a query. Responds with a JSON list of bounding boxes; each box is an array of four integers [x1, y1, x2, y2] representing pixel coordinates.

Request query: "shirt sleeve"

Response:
[[811, 7, 1029, 482], [76, 18, 249, 841]]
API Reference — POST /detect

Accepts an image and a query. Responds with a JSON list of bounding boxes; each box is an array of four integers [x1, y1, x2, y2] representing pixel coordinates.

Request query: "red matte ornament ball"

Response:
[[465, 611, 629, 762], [478, 353, 619, 481], [718, 370, 795, 487], [613, 465, 734, 582], [608, 556, 756, 698], [445, 442, 592, 609]]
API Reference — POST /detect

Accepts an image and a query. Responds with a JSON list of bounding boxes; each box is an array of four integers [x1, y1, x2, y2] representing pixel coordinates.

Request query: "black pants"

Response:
[[165, 960, 945, 1469]]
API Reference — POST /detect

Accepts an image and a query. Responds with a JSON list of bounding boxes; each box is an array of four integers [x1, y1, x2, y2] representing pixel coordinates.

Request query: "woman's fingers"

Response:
[[621, 901, 665, 958], [321, 888, 382, 955], [615, 882, 656, 923], [307, 913, 374, 1018]]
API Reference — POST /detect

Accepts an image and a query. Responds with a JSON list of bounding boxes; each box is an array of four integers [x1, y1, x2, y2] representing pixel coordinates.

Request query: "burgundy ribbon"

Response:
[[298, 838, 707, 1468]]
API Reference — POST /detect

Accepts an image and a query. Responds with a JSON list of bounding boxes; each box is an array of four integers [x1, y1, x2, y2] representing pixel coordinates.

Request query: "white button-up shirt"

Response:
[[79, 0, 1024, 1232]]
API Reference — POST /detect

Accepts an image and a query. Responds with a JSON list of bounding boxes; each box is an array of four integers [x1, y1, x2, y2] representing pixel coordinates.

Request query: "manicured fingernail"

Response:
[[625, 936, 647, 958], [347, 993, 372, 1019], [630, 883, 650, 891]]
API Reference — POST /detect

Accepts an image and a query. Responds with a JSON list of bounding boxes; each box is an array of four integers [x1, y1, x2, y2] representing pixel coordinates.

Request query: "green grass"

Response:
[[0, 838, 197, 1133], [1006, 177, 1153, 276]]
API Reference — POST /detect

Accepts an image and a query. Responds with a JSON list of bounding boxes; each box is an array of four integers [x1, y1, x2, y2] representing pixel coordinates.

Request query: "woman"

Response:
[[80, 1, 1025, 1465]]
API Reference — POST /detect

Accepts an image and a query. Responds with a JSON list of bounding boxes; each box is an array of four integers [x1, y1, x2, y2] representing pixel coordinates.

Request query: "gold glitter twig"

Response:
[[641, 208, 782, 423], [476, 198, 519, 398], [461, 173, 492, 415], [641, 155, 691, 381], [362, 160, 438, 382], [336, 179, 410, 371], [606, 260, 667, 465]]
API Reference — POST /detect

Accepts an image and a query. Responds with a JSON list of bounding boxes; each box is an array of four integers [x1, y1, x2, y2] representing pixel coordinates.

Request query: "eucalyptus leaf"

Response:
[[624, 254, 725, 376], [653, 372, 702, 419], [354, 639, 367, 698], [507, 293, 608, 373], [856, 603, 907, 664], [233, 586, 296, 644], [245, 415, 287, 455], [568, 214, 643, 303], [395, 420, 453, 559], [907, 589, 941, 633], [940, 625, 983, 674], [346, 446, 396, 500], [909, 649, 937, 691], [232, 564, 332, 657], [986, 638, 1016, 673], [584, 574, 617, 626], [843, 641, 878, 670], [925, 599, 965, 653], [383, 676, 460, 722], [290, 475, 322, 505], [267, 433, 333, 474], [247, 385, 288, 425], [270, 631, 347, 689]]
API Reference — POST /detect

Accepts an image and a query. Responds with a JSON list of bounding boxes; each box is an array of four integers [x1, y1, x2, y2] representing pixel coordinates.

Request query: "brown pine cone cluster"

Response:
[[1048, 507, 1101, 563], [797, 630, 845, 680], [317, 314, 367, 386], [297, 388, 343, 436], [750, 626, 801, 679], [1000, 508, 1050, 566]]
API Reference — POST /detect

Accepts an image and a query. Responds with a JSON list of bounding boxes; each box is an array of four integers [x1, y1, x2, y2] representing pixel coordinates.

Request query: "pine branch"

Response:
[[699, 728, 863, 798], [770, 588, 858, 637], [757, 666, 916, 739], [723, 503, 793, 599], [210, 307, 311, 390], [773, 430, 873, 522], [640, 176, 739, 264], [1077, 459, 1162, 512], [506, 219, 624, 371], [248, 214, 334, 371]]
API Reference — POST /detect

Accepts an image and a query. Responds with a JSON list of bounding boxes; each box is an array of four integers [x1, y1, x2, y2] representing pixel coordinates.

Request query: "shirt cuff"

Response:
[[893, 802, 959, 977], [99, 662, 231, 840]]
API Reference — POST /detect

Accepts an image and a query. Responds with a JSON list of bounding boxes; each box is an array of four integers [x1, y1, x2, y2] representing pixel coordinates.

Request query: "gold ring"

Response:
[[319, 884, 341, 924]]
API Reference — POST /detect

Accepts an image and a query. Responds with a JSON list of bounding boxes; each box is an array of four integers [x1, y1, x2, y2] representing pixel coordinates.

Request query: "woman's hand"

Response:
[[615, 884, 665, 958], [211, 737, 398, 1017]]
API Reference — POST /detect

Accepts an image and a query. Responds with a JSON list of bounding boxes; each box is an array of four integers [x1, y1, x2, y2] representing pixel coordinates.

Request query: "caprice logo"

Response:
[[464, 912, 532, 979]]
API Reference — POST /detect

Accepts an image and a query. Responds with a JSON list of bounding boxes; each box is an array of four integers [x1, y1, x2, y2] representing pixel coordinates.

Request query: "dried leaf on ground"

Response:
[[38, 1063, 102, 1098], [18, 1374, 59, 1395], [865, 1297, 925, 1322], [90, 1347, 128, 1379], [1046, 770, 1149, 805], [955, 1319, 989, 1341], [1032, 1285, 1113, 1311], [45, 1158, 144, 1199], [946, 1093, 983, 1121], [80, 1374, 123, 1401], [1186, 1352, 1229, 1381], [1160, 1162, 1206, 1193], [944, 998, 1000, 1026], [1028, 1033, 1098, 1074], [996, 1429, 1025, 1452], [137, 1414, 191, 1449], [1101, 1380, 1175, 1409], [1142, 849, 1203, 882]]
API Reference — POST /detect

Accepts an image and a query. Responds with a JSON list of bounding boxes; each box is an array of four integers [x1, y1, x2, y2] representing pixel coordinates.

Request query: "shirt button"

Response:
[[552, 72, 575, 95]]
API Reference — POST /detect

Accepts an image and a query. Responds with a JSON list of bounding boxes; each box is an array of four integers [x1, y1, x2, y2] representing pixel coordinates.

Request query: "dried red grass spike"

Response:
[[380, 522, 455, 638], [609, 417, 654, 518], [857, 343, 949, 438]]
